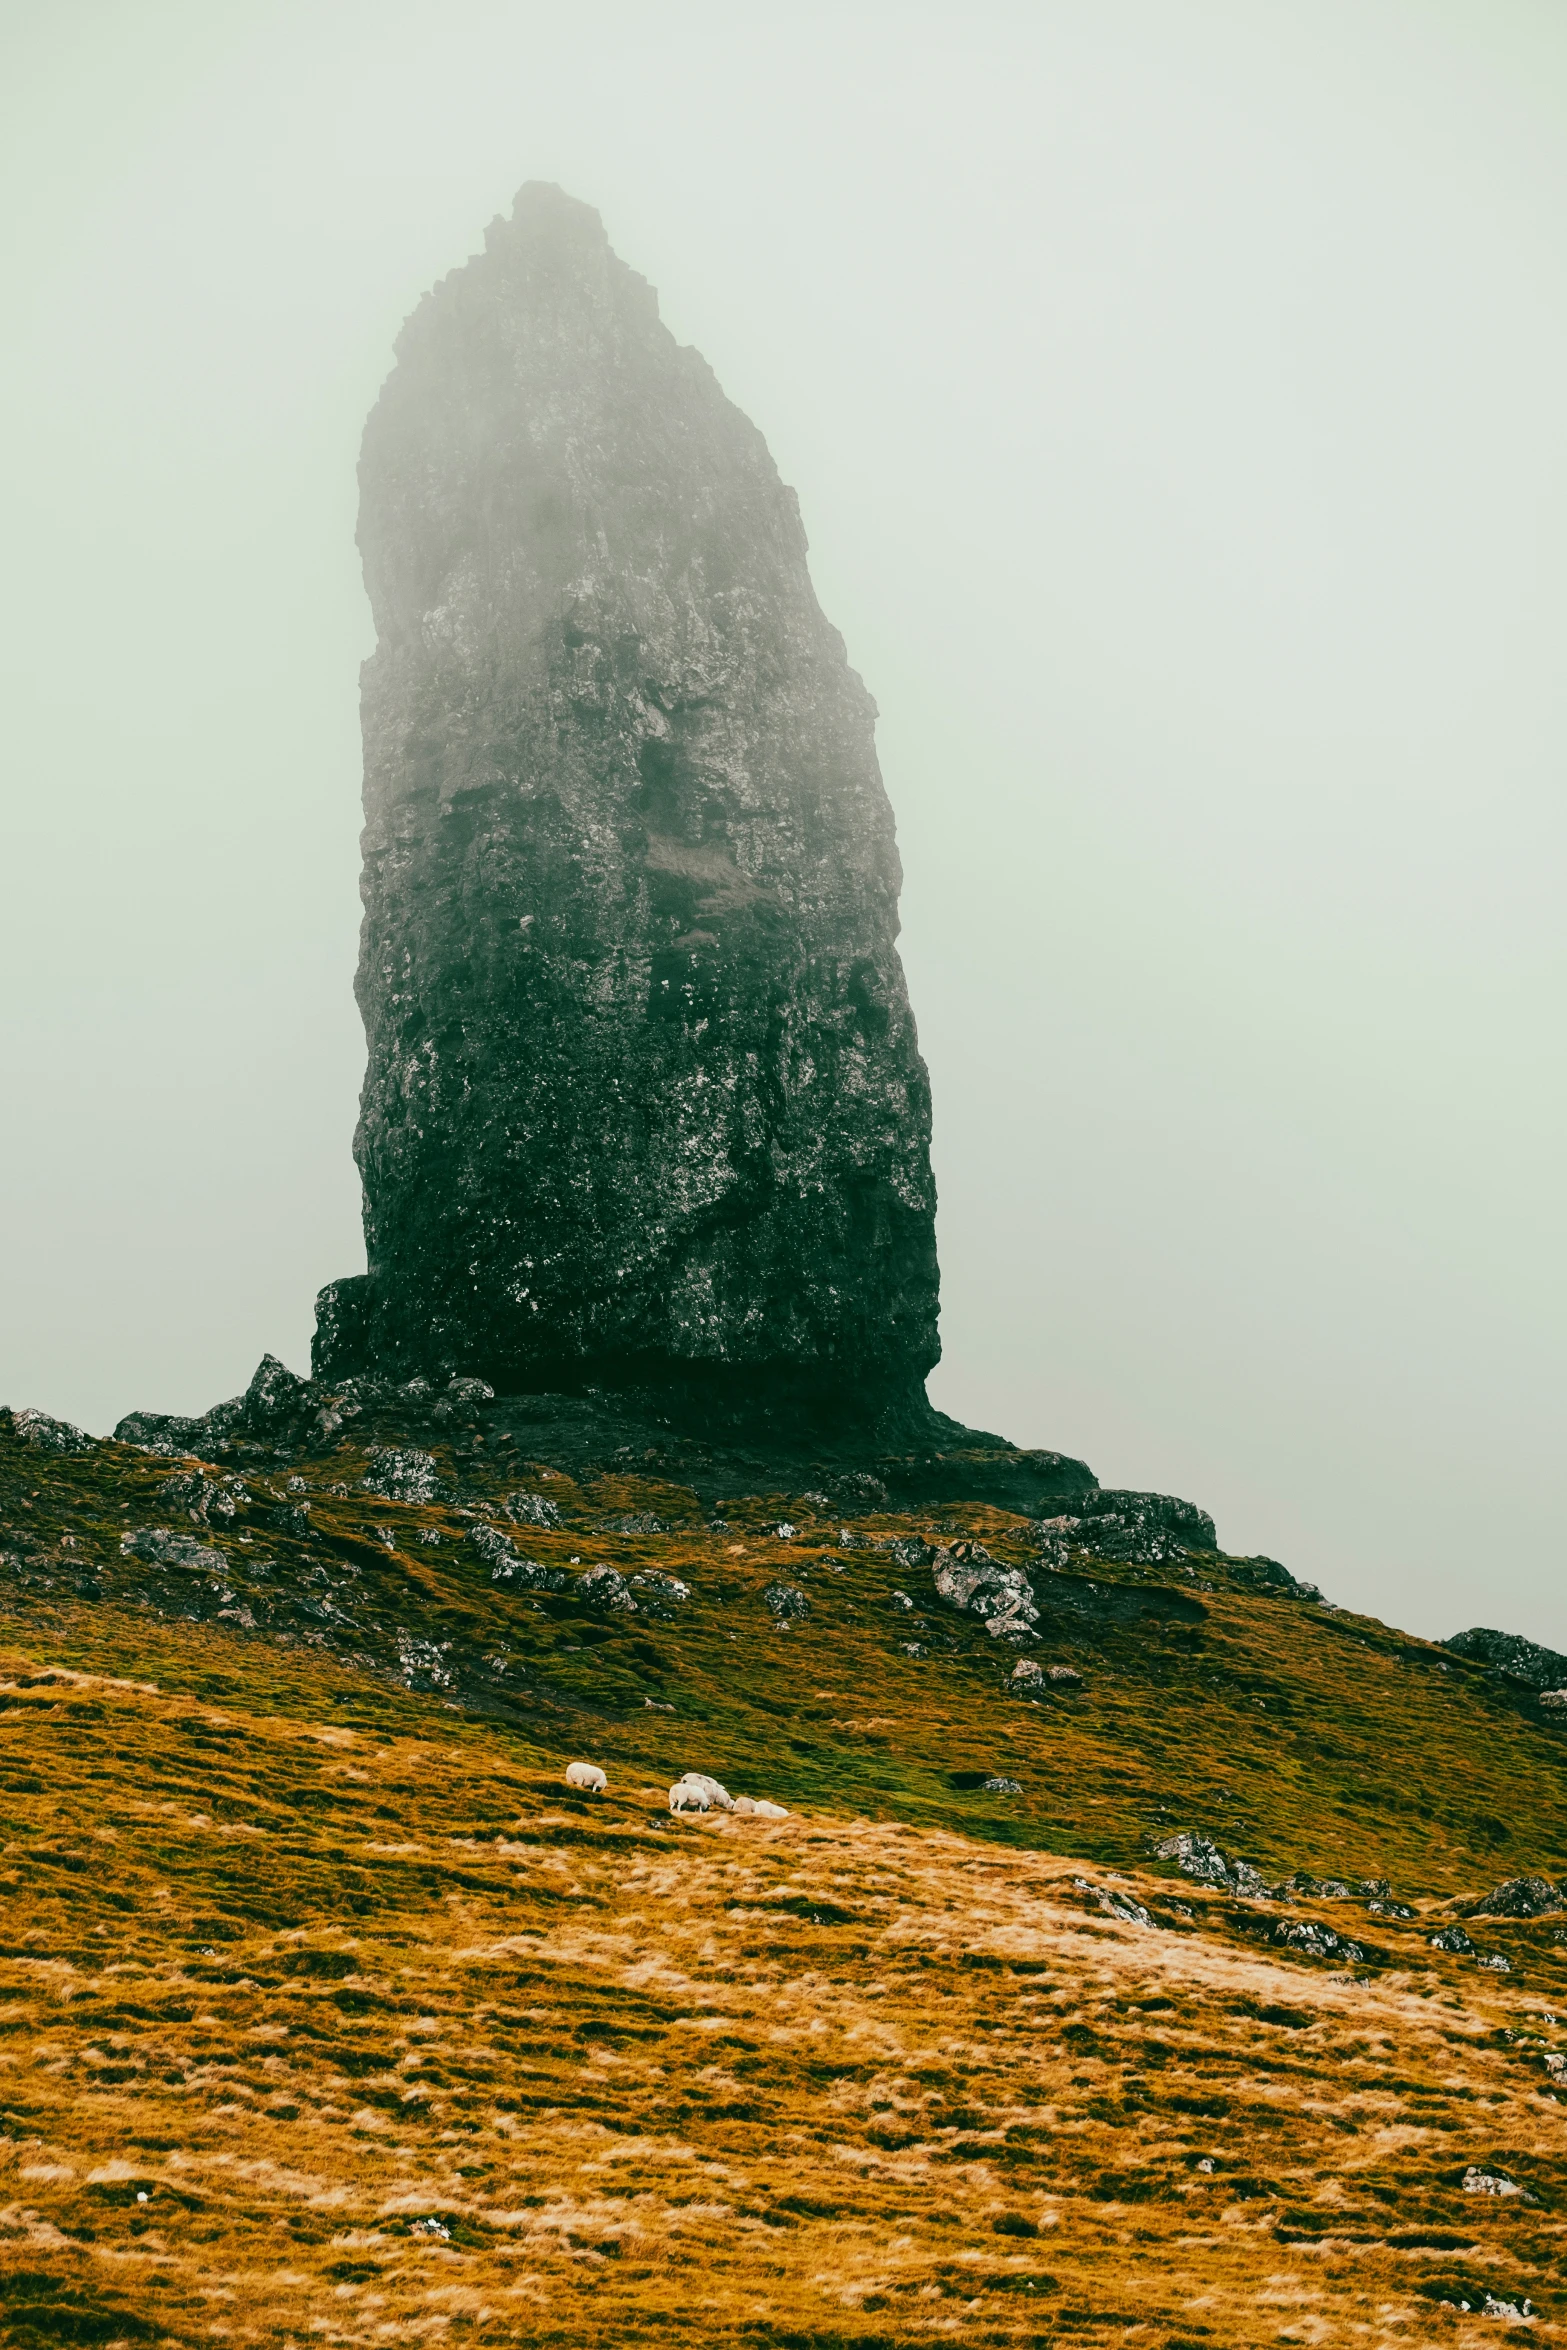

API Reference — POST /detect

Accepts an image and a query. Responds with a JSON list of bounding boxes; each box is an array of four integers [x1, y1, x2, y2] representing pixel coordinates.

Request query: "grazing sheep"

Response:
[[751, 1800, 790, 1820], [677, 1772, 735, 1812], [565, 1761, 607, 1795], [669, 1779, 710, 1814], [732, 1796, 757, 1816]]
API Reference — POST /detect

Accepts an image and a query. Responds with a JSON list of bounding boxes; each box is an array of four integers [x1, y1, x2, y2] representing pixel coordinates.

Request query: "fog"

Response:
[[3, 0, 1563, 1645]]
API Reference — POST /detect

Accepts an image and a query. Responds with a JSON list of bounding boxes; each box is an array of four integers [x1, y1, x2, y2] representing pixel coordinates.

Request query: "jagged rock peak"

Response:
[[315, 184, 940, 1430]]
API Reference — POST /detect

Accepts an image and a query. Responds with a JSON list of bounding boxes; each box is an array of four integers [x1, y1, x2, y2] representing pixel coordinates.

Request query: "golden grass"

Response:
[[2, 1620, 1566, 2348]]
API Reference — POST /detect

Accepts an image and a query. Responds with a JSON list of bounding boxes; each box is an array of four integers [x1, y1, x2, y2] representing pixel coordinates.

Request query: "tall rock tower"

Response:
[[314, 185, 940, 1428]]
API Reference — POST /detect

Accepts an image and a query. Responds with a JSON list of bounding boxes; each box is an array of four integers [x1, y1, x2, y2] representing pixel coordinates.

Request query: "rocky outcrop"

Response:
[[1445, 1626, 1567, 1688], [314, 183, 939, 1431]]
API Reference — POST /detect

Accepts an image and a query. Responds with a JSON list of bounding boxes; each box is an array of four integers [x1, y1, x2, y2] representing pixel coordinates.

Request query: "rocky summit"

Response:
[[315, 184, 938, 1433]]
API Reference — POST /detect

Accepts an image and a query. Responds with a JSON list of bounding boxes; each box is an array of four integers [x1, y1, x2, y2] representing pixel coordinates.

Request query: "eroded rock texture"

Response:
[[315, 185, 938, 1426]]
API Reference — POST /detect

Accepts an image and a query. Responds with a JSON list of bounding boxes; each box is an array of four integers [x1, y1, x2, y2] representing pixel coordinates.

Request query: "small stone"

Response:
[[764, 1581, 809, 1622], [1429, 1924, 1476, 1953], [1046, 1663, 1083, 1685], [983, 1776, 1023, 1795]]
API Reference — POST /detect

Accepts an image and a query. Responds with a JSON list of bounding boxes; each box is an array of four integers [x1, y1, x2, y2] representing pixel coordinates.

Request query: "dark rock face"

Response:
[[314, 183, 938, 1430]]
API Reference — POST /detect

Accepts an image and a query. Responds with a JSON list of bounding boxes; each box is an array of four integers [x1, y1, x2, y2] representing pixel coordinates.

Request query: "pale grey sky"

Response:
[[2, 0, 1563, 1646]]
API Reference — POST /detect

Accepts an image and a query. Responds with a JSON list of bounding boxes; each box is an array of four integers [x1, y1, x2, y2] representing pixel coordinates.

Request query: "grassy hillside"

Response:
[[3, 1401, 1567, 2345]]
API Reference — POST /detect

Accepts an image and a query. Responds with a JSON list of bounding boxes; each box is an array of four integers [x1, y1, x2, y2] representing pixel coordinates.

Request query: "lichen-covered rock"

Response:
[[1445, 1626, 1567, 1688], [504, 1490, 563, 1529], [312, 183, 939, 1427], [1466, 1875, 1563, 1919], [5, 1408, 95, 1455], [931, 1543, 1038, 1642], [1032, 1490, 1218, 1571], [361, 1447, 447, 1504], [468, 1521, 564, 1589], [627, 1569, 690, 1615], [156, 1470, 243, 1523], [577, 1564, 636, 1612], [764, 1580, 809, 1622], [1153, 1830, 1275, 1898], [120, 1528, 226, 1575]]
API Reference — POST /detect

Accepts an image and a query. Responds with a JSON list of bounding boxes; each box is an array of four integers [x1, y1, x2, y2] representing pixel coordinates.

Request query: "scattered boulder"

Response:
[[626, 1570, 691, 1616], [112, 1410, 207, 1456], [1462, 2168, 1538, 2203], [1011, 1658, 1043, 1683], [765, 1581, 809, 1623], [1153, 1831, 1274, 1898], [932, 1543, 1038, 1642], [983, 1776, 1023, 1795], [1466, 1876, 1563, 1920], [1540, 1691, 1567, 1713], [1046, 1663, 1083, 1685], [577, 1564, 636, 1612], [821, 1471, 888, 1514], [1274, 1920, 1362, 1961], [1444, 1627, 1567, 1688], [1073, 1876, 1153, 1927], [1429, 1925, 1475, 1954], [120, 1528, 226, 1575], [505, 1491, 563, 1529], [157, 1469, 244, 1524], [469, 1523, 566, 1590], [608, 1513, 665, 1536], [362, 1447, 447, 1504], [5, 1407, 95, 1455]]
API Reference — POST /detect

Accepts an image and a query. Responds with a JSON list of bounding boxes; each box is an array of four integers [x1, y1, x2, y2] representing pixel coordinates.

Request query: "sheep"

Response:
[[669, 1779, 710, 1814], [751, 1800, 790, 1820], [732, 1796, 756, 1816], [676, 1772, 734, 1812], [564, 1761, 607, 1795]]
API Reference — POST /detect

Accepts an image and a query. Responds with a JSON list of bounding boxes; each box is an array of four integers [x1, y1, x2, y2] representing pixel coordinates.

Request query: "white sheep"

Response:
[[732, 1796, 756, 1816], [751, 1800, 790, 1820], [669, 1779, 710, 1813], [677, 1772, 735, 1812], [564, 1761, 607, 1795]]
